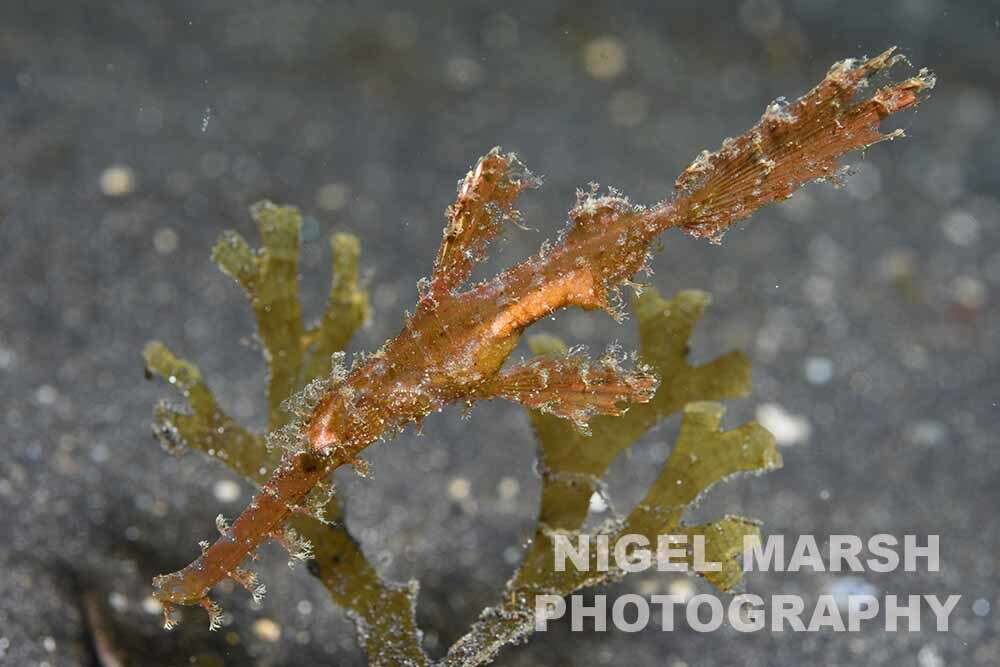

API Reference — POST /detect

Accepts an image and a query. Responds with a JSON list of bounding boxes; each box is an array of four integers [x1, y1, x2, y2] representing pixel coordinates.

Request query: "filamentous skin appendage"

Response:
[[150, 48, 934, 631]]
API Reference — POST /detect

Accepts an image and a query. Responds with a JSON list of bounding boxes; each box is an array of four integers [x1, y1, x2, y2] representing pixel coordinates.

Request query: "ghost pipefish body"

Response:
[[152, 49, 933, 627]]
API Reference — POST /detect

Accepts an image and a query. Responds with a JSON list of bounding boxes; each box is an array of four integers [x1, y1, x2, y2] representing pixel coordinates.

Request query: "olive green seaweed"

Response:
[[146, 205, 426, 666], [442, 291, 780, 666], [146, 216, 775, 667]]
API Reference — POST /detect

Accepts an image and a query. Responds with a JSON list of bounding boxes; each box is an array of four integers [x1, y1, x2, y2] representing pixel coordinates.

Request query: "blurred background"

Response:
[[1, 1, 998, 665]]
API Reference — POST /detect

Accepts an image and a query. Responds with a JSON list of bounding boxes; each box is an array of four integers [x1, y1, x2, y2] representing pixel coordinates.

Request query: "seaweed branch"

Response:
[[443, 291, 777, 665], [146, 215, 426, 664]]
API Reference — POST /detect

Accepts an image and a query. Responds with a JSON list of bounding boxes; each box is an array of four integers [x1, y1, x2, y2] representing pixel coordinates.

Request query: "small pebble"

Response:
[[756, 403, 812, 446], [153, 228, 179, 255], [941, 210, 980, 246], [917, 645, 944, 667], [141, 596, 163, 615], [445, 57, 483, 89], [588, 491, 608, 513], [668, 578, 695, 603], [583, 37, 626, 80], [108, 592, 128, 612], [35, 385, 58, 406], [316, 183, 350, 211], [953, 275, 986, 309], [99, 165, 136, 197], [497, 477, 519, 501], [448, 477, 470, 500], [213, 479, 241, 503], [804, 356, 834, 385], [253, 618, 282, 642], [972, 598, 990, 617]]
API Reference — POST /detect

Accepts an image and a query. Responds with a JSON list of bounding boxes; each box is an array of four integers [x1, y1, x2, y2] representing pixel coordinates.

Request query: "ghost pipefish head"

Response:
[[152, 570, 209, 606]]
